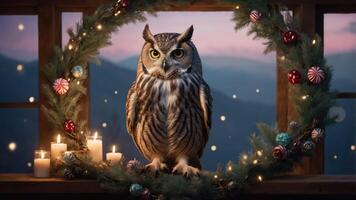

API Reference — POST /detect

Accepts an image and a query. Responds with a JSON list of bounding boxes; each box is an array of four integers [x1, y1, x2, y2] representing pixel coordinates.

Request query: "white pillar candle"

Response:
[[87, 132, 103, 162], [106, 145, 122, 165], [34, 150, 50, 178], [51, 134, 67, 160]]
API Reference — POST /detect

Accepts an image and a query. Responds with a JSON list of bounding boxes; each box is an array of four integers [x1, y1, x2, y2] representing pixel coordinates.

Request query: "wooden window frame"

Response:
[[0, 0, 355, 176]]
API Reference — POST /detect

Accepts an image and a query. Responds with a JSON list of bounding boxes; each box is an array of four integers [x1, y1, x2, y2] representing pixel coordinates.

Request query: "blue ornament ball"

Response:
[[71, 65, 84, 78], [129, 183, 144, 196], [275, 133, 291, 147]]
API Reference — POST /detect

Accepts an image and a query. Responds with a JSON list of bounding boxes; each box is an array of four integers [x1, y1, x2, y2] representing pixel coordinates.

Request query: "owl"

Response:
[[126, 24, 212, 176]]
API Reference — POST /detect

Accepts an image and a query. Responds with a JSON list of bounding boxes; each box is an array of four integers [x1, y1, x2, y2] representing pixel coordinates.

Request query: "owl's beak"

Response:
[[162, 59, 168, 73]]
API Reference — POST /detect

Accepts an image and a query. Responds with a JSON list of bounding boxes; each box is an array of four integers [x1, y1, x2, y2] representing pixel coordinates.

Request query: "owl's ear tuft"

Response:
[[143, 24, 156, 44], [177, 25, 194, 43]]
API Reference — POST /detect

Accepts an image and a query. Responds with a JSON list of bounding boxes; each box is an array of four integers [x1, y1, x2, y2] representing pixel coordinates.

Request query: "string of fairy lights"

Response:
[[5, 12, 355, 172]]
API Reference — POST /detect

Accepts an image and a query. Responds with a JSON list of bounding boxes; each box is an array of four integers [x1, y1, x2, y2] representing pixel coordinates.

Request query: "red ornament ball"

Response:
[[64, 119, 76, 133], [250, 10, 262, 22], [288, 69, 302, 84], [307, 66, 325, 84], [283, 30, 298, 44], [53, 78, 69, 95], [121, 0, 129, 7], [273, 145, 287, 160]]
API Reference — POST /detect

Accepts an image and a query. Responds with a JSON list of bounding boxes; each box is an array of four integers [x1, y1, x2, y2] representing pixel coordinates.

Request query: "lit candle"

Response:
[[87, 132, 103, 162], [51, 134, 67, 160], [106, 145, 122, 165], [34, 150, 50, 178]]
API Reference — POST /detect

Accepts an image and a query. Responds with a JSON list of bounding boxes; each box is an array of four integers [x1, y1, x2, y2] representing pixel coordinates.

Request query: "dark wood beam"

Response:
[[0, 102, 39, 109]]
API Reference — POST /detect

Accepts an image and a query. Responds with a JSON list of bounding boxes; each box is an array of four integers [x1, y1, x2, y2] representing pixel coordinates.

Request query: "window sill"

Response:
[[0, 174, 355, 199]]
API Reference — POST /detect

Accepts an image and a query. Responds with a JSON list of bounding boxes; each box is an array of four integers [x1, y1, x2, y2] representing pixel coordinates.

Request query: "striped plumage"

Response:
[[126, 25, 212, 176]]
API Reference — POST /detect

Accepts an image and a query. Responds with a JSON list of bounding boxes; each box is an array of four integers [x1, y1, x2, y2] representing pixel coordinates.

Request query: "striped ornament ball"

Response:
[[307, 66, 325, 84], [250, 10, 262, 23]]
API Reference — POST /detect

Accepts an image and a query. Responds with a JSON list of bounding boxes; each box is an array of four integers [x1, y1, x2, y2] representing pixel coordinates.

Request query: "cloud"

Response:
[[344, 21, 356, 34]]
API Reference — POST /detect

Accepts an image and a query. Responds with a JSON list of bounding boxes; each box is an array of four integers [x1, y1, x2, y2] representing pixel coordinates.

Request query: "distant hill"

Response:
[[116, 55, 277, 105]]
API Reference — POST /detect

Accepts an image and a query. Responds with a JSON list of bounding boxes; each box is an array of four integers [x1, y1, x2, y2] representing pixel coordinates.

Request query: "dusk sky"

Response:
[[0, 12, 355, 62]]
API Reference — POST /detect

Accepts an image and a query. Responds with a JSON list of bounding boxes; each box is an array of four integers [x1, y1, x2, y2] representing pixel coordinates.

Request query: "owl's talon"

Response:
[[145, 158, 167, 174], [172, 158, 200, 177]]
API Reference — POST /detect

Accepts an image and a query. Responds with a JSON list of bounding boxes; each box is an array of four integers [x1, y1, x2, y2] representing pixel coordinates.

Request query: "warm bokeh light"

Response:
[[257, 175, 263, 182], [17, 23, 25, 31], [211, 145, 217, 152], [16, 64, 23, 72], [28, 96, 35, 103], [257, 150, 263, 157], [351, 145, 355, 151], [96, 24, 103, 30], [8, 142, 17, 151]]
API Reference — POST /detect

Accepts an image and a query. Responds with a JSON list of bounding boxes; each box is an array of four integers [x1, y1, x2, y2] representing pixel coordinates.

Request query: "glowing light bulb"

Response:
[[256, 88, 260, 93], [280, 56, 285, 61], [253, 159, 258, 164], [18, 23, 25, 31], [211, 145, 217, 152], [351, 145, 355, 151], [242, 154, 248, 160], [8, 142, 17, 151], [312, 39, 316, 45], [96, 24, 102, 30], [82, 32, 87, 37], [114, 90, 118, 94], [333, 155, 338, 159], [257, 150, 263, 157], [220, 115, 226, 122], [77, 81, 80, 85], [27, 162, 32, 167], [301, 95, 309, 100], [232, 94, 237, 99], [68, 44, 74, 50], [228, 166, 233, 171], [16, 64, 23, 72], [235, 5, 240, 9], [104, 99, 108, 103], [257, 175, 263, 182], [214, 174, 218, 179], [102, 122, 107, 128]]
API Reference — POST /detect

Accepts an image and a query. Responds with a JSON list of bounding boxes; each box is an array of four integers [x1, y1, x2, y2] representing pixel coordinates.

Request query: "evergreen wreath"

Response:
[[42, 0, 336, 199]]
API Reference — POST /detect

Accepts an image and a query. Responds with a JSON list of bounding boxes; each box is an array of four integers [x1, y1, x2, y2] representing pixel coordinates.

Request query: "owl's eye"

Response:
[[172, 49, 184, 59], [149, 49, 160, 60]]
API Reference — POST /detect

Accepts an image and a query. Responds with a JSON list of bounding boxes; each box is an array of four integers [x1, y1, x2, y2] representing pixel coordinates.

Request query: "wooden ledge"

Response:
[[0, 174, 355, 199]]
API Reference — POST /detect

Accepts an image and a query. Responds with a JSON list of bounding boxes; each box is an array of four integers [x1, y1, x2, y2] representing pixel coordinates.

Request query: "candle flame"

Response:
[[57, 134, 61, 143], [40, 151, 45, 159], [94, 132, 98, 140], [112, 145, 116, 153]]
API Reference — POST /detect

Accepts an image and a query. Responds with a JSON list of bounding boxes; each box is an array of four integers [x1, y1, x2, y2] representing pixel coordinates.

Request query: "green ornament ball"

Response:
[[276, 133, 291, 147], [129, 183, 144, 196], [71, 65, 84, 78]]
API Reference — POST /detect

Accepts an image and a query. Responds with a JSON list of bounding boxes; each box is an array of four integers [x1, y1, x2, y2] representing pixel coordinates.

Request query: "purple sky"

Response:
[[0, 12, 355, 62]]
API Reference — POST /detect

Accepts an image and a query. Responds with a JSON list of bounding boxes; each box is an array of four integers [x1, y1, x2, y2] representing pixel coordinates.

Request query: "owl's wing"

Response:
[[126, 82, 138, 135], [199, 80, 213, 131]]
